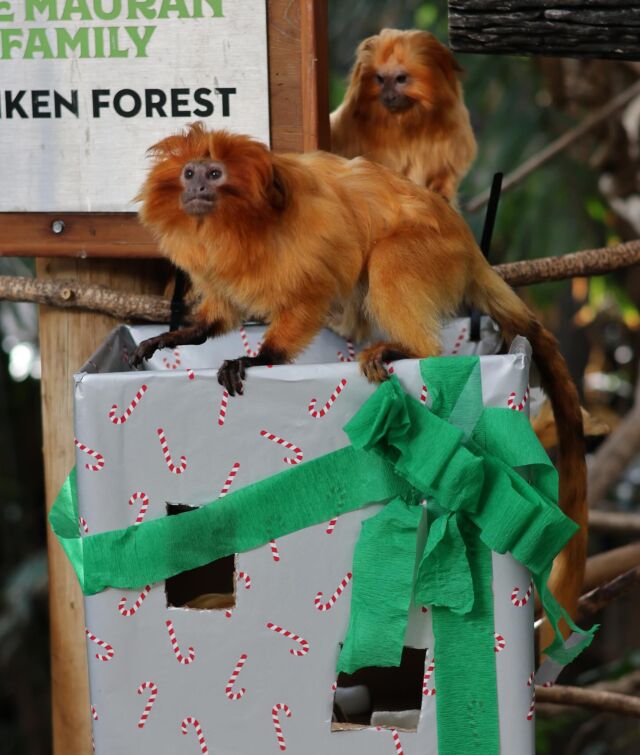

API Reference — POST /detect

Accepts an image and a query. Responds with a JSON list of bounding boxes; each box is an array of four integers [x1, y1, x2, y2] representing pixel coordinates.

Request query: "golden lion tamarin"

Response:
[[132, 124, 586, 630], [330, 29, 477, 202]]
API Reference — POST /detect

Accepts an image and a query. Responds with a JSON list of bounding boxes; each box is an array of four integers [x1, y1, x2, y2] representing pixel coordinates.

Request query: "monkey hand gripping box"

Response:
[[53, 320, 588, 755]]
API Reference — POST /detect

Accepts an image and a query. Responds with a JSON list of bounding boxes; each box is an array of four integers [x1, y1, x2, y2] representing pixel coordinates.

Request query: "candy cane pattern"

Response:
[[266, 622, 310, 656], [162, 350, 181, 370], [165, 620, 195, 664], [108, 384, 148, 425], [422, 654, 436, 696], [272, 703, 292, 751], [118, 586, 151, 617], [507, 386, 530, 412], [219, 462, 240, 497], [225, 571, 251, 617], [308, 379, 348, 418], [325, 518, 338, 535], [74, 438, 104, 471], [384, 361, 396, 375], [181, 717, 208, 754], [314, 572, 352, 611], [376, 727, 405, 755], [225, 653, 248, 700], [79, 516, 89, 534], [187, 368, 195, 380], [526, 672, 536, 721], [128, 491, 150, 525], [156, 428, 187, 474], [494, 633, 506, 653], [218, 389, 229, 427], [85, 628, 114, 662], [91, 704, 99, 721], [240, 326, 261, 357], [419, 384, 429, 405], [259, 430, 303, 465], [337, 340, 355, 362], [450, 326, 467, 355], [270, 539, 280, 562], [511, 581, 533, 607], [136, 681, 158, 728]]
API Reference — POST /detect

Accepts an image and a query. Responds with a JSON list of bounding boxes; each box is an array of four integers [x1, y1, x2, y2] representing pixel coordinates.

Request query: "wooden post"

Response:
[[13, 1, 330, 752]]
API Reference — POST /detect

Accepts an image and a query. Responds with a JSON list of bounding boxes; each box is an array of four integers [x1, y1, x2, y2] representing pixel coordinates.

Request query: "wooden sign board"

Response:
[[0, 0, 270, 213], [449, 0, 640, 61]]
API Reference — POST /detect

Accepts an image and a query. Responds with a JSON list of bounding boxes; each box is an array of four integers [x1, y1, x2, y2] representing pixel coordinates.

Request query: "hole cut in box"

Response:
[[165, 503, 236, 610], [332, 647, 427, 732]]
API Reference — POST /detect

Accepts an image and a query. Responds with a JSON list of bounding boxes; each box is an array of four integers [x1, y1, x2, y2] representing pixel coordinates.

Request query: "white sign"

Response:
[[0, 0, 270, 211]]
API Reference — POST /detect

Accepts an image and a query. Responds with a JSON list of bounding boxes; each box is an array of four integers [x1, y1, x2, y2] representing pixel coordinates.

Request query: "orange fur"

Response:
[[330, 29, 477, 201], [137, 125, 586, 634]]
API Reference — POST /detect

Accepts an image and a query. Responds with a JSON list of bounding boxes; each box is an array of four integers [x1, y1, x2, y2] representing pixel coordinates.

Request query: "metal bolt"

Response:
[[51, 219, 65, 234]]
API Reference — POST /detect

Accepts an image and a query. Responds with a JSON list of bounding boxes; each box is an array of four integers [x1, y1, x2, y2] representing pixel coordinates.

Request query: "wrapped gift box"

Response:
[[71, 320, 538, 755]]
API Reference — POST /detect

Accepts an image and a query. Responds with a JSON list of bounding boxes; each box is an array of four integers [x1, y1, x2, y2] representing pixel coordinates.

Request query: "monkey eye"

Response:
[[184, 167, 194, 179], [396, 74, 408, 84], [375, 74, 384, 85], [207, 168, 222, 180]]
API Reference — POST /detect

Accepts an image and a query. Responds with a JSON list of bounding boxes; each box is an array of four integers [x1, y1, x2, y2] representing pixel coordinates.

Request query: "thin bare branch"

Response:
[[576, 566, 640, 623], [464, 78, 640, 213], [584, 543, 640, 592], [589, 510, 640, 535], [536, 684, 640, 717]]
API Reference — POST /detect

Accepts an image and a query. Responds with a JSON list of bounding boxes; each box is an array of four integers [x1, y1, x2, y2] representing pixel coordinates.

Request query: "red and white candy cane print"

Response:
[[240, 326, 261, 357], [266, 622, 310, 656], [79, 516, 89, 534], [271, 703, 292, 751], [325, 517, 338, 535], [118, 585, 151, 617], [225, 571, 251, 618], [108, 384, 148, 425], [314, 572, 352, 611], [225, 652, 248, 700], [494, 633, 506, 653], [128, 491, 150, 525], [187, 368, 195, 380], [162, 349, 181, 369], [270, 539, 281, 562], [419, 384, 429, 405], [165, 619, 195, 664], [90, 704, 98, 721], [507, 386, 530, 411], [219, 462, 240, 498], [376, 726, 405, 755], [337, 339, 355, 362], [259, 430, 304, 465], [308, 379, 347, 418], [511, 580, 533, 607], [156, 427, 187, 474], [218, 389, 230, 427], [181, 717, 209, 754], [74, 438, 105, 471], [136, 681, 158, 728], [450, 325, 467, 355], [422, 654, 436, 696], [85, 628, 114, 662], [526, 671, 536, 721]]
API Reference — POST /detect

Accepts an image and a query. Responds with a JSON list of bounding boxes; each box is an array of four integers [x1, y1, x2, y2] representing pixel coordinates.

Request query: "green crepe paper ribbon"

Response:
[[50, 356, 597, 755]]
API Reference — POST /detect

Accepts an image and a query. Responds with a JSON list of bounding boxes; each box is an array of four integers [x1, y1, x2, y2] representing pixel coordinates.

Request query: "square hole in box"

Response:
[[165, 503, 235, 610], [332, 647, 427, 732]]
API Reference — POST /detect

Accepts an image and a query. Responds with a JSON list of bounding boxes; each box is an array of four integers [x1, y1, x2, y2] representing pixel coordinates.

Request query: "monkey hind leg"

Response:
[[358, 342, 415, 383]]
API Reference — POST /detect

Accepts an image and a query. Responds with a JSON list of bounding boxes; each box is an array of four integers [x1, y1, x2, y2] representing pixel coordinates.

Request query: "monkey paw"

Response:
[[129, 336, 168, 368], [217, 357, 250, 396], [358, 344, 409, 383]]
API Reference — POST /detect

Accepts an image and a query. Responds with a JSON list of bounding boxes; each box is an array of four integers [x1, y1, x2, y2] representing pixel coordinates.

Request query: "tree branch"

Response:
[[1, 241, 639, 322], [589, 509, 640, 535], [536, 684, 640, 717], [584, 542, 640, 592], [464, 78, 640, 213], [576, 565, 640, 623]]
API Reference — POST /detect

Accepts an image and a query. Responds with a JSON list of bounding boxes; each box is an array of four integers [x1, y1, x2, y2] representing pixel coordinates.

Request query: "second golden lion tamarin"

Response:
[[331, 28, 477, 203], [132, 124, 586, 631]]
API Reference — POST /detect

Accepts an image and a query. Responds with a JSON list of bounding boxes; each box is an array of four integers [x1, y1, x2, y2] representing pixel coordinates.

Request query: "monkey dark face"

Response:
[[180, 159, 227, 215], [374, 70, 414, 113]]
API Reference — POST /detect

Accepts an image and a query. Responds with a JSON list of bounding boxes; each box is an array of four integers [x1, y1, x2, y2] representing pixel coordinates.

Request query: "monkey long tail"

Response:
[[468, 263, 587, 646]]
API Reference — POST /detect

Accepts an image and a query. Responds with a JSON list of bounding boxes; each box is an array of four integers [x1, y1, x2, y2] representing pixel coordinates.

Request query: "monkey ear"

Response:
[[267, 165, 289, 211]]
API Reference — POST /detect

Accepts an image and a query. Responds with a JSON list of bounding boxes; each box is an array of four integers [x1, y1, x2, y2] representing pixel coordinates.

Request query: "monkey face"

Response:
[[374, 69, 415, 113], [180, 160, 227, 216]]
